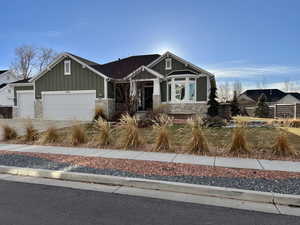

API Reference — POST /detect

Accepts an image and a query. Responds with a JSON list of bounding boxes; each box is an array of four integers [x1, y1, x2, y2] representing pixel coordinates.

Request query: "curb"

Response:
[[0, 165, 299, 207]]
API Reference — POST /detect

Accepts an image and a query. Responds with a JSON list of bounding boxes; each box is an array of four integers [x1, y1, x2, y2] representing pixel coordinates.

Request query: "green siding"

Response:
[[132, 70, 156, 80], [107, 81, 115, 98], [160, 81, 167, 102], [14, 85, 34, 106], [196, 77, 207, 101], [151, 56, 198, 76], [35, 57, 104, 99]]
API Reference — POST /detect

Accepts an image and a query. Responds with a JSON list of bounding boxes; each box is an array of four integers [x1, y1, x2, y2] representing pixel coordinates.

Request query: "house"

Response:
[[276, 92, 300, 104], [0, 70, 18, 106], [12, 51, 216, 121], [238, 89, 287, 108]]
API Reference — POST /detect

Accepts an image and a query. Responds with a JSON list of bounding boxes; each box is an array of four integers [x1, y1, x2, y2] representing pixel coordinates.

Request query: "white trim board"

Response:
[[30, 53, 109, 82], [41, 90, 96, 95], [147, 51, 215, 78], [125, 65, 164, 80]]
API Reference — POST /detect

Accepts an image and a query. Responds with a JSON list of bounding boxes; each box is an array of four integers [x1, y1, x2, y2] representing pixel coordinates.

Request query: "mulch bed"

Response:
[[1, 150, 300, 195]]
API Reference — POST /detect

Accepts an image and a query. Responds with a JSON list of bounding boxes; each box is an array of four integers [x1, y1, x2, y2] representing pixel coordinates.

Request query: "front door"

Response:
[[144, 86, 153, 110]]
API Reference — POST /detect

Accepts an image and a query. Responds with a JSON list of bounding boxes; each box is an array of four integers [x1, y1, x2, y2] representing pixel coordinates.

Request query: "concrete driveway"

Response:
[[0, 119, 84, 137]]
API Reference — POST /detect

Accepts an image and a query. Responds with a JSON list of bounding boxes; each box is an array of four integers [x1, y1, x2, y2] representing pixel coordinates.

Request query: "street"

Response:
[[0, 179, 298, 225]]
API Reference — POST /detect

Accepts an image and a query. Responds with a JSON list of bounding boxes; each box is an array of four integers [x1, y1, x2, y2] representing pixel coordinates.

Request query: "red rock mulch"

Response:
[[0, 150, 299, 180]]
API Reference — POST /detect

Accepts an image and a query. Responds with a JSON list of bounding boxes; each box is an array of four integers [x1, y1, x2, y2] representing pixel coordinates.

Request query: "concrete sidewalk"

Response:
[[0, 143, 300, 173]]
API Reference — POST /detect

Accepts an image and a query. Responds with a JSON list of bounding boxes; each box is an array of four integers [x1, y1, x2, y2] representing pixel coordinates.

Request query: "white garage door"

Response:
[[42, 90, 96, 121], [17, 91, 35, 118]]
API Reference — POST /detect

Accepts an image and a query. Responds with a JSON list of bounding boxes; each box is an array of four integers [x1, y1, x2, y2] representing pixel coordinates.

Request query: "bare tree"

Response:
[[256, 76, 267, 89], [11, 45, 37, 79], [37, 48, 58, 72], [233, 80, 243, 96], [218, 82, 231, 102], [283, 79, 296, 92]]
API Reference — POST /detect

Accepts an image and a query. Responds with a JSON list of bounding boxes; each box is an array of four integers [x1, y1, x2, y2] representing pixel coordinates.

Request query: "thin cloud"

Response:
[[207, 65, 300, 78]]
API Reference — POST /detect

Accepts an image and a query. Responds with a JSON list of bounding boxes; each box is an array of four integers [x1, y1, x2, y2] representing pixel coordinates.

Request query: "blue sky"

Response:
[[1, 0, 300, 90]]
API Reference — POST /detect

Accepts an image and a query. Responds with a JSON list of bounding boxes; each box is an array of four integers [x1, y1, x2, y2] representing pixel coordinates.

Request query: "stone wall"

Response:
[[95, 98, 115, 120], [164, 103, 207, 116], [34, 99, 43, 119], [12, 106, 18, 118], [153, 95, 161, 109]]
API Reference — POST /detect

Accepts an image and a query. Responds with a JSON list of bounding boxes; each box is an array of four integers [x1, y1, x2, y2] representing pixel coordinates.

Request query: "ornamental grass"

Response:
[[94, 118, 112, 146], [117, 113, 141, 149], [153, 114, 173, 152], [186, 117, 209, 154], [2, 125, 17, 141], [272, 132, 296, 156], [41, 126, 59, 144], [229, 125, 250, 155], [70, 124, 87, 146], [24, 122, 38, 142]]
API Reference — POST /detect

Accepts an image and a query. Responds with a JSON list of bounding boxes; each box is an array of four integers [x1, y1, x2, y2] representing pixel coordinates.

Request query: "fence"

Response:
[[274, 103, 300, 119]]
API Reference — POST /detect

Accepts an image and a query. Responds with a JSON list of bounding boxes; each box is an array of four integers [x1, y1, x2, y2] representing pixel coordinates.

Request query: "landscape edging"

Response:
[[0, 165, 298, 207]]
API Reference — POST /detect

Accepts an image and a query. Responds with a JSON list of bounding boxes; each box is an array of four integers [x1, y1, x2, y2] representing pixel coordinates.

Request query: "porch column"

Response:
[[130, 80, 137, 96], [153, 78, 161, 109]]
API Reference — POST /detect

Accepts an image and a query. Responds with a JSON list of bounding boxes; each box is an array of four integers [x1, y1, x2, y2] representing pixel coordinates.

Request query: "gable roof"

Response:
[[147, 51, 215, 78], [0, 70, 8, 75], [241, 89, 286, 102], [286, 92, 300, 100], [91, 54, 161, 79]]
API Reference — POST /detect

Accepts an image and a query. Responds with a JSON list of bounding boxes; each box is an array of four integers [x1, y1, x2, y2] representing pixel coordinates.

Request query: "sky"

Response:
[[1, 0, 300, 91]]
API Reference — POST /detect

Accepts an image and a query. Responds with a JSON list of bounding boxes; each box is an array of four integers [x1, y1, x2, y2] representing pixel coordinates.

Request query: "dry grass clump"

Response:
[[24, 123, 38, 142], [41, 127, 59, 144], [94, 106, 106, 121], [2, 125, 17, 141], [186, 117, 209, 154], [153, 114, 173, 152], [93, 118, 112, 146], [70, 125, 87, 146], [272, 132, 296, 156], [229, 126, 250, 155], [117, 113, 141, 148]]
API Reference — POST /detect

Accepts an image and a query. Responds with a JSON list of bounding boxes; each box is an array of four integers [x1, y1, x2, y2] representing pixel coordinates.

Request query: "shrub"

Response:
[[24, 123, 38, 142], [186, 117, 209, 154], [94, 118, 112, 146], [229, 126, 250, 155], [254, 94, 270, 118], [117, 113, 141, 148], [207, 87, 219, 117], [272, 132, 295, 156], [41, 127, 59, 144], [2, 125, 17, 140], [139, 104, 169, 128], [70, 125, 87, 146], [94, 106, 106, 121], [153, 114, 173, 152]]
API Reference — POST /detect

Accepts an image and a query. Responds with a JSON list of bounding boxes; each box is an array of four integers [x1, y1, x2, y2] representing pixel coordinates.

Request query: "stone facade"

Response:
[[152, 95, 161, 109], [95, 98, 115, 120], [164, 103, 207, 116], [12, 106, 18, 118], [34, 99, 43, 119]]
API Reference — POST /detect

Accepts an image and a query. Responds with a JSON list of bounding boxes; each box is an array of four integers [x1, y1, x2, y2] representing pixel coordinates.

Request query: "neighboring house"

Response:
[[238, 89, 287, 107], [276, 92, 300, 104], [0, 70, 18, 106], [12, 51, 216, 121]]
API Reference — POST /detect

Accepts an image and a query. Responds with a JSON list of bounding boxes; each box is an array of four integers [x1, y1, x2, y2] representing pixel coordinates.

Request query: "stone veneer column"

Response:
[[153, 79, 161, 109], [34, 99, 43, 119]]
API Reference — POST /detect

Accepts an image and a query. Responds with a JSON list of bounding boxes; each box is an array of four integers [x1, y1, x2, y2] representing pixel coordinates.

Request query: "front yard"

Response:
[[2, 118, 300, 161]]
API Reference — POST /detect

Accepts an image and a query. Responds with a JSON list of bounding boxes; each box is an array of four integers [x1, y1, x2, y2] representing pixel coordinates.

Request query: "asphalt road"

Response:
[[0, 180, 298, 225]]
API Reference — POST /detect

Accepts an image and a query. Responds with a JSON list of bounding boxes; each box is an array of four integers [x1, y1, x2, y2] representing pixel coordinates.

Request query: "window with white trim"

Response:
[[167, 76, 197, 102], [64, 60, 71, 75], [165, 58, 172, 70]]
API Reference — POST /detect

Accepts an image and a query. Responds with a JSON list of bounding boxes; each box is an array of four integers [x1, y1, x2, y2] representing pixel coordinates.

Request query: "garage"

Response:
[[17, 91, 35, 118], [42, 90, 96, 121]]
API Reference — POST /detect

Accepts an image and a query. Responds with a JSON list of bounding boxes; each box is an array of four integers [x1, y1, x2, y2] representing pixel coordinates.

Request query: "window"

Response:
[[175, 82, 185, 101], [167, 76, 197, 102], [165, 58, 172, 70], [64, 60, 71, 75]]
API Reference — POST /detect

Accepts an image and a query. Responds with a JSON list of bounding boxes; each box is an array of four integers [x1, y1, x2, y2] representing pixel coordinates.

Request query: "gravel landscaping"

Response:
[[0, 151, 300, 195]]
